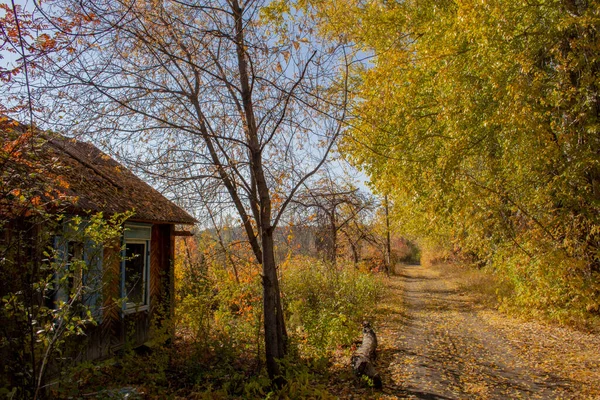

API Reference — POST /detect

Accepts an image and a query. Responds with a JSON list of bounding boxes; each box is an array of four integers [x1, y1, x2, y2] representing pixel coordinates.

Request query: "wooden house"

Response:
[[0, 118, 196, 360]]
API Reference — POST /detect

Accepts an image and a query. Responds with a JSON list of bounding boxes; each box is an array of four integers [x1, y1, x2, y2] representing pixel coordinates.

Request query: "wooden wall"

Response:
[[80, 223, 175, 361]]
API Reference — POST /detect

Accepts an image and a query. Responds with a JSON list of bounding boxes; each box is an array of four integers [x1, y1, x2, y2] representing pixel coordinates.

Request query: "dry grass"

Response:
[[432, 262, 500, 308], [418, 247, 500, 309]]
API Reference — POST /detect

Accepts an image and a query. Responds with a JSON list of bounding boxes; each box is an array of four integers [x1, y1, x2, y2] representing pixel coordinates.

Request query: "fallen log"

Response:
[[351, 321, 382, 389]]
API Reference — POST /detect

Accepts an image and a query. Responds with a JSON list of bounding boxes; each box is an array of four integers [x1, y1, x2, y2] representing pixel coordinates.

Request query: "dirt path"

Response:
[[374, 263, 600, 400]]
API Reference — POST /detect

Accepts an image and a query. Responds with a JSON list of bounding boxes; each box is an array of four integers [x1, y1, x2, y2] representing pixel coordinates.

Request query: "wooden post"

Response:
[[351, 321, 382, 388]]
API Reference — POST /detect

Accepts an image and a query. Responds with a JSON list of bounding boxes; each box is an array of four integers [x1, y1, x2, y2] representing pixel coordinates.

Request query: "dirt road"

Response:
[[375, 263, 600, 400]]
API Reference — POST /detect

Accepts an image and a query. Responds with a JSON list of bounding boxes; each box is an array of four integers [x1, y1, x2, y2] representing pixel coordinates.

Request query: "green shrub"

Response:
[[52, 252, 383, 398], [282, 256, 382, 358], [491, 241, 600, 329]]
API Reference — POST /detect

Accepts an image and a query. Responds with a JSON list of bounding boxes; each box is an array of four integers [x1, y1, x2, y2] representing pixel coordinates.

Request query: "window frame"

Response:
[[121, 223, 152, 314], [50, 227, 104, 321]]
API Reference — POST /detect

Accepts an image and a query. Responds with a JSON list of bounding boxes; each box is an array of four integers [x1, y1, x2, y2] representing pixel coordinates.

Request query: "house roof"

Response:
[[1, 118, 196, 225]]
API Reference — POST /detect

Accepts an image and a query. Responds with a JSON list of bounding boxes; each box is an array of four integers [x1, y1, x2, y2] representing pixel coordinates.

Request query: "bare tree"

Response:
[[338, 202, 376, 267], [292, 174, 373, 265], [41, 0, 350, 380]]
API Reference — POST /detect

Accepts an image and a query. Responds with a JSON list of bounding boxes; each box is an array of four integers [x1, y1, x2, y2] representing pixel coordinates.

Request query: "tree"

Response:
[[1, 0, 82, 119], [43, 0, 350, 380], [292, 174, 373, 265], [307, 0, 600, 316], [1, 4, 129, 398], [337, 196, 376, 267]]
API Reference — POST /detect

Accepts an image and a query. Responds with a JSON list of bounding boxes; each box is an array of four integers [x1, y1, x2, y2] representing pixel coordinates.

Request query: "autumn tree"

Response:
[[337, 194, 376, 267], [1, 0, 83, 120], [1, 6, 117, 398], [306, 0, 600, 318], [41, 0, 350, 380]]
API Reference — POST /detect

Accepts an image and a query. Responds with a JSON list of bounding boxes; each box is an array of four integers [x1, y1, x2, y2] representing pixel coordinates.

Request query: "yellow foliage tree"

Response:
[[305, 0, 600, 321]]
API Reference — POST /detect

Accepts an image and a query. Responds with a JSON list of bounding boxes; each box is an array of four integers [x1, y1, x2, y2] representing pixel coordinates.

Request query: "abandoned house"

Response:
[[0, 118, 196, 361]]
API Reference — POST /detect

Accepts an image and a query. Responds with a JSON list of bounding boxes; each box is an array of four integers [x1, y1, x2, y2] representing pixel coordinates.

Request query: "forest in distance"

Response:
[[1, 0, 599, 398]]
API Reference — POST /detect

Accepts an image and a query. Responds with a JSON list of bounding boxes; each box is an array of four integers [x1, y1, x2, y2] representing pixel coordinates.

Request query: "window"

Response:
[[124, 241, 147, 308], [122, 224, 151, 312], [48, 234, 103, 320]]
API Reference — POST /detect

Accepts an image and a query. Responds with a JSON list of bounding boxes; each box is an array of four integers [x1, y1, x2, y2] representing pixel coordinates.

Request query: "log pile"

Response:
[[351, 321, 382, 389]]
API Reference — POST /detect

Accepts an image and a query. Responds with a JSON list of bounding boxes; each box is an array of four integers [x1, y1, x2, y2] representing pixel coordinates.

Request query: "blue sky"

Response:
[[0, 0, 373, 200]]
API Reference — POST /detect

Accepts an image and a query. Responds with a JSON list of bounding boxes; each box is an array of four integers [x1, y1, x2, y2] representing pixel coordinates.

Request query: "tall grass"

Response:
[[172, 250, 383, 397]]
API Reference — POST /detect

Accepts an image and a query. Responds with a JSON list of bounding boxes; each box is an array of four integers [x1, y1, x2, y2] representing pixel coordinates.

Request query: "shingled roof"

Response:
[[1, 118, 196, 225]]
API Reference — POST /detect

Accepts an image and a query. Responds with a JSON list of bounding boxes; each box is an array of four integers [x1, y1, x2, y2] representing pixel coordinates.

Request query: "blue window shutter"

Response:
[[83, 240, 103, 322], [53, 236, 68, 305]]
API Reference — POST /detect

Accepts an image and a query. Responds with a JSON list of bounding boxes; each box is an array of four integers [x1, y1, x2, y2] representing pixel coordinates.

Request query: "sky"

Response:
[[1, 0, 374, 207], [0, 0, 34, 70]]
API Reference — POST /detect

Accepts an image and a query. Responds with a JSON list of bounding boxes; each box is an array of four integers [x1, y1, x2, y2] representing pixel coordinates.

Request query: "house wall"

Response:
[[81, 223, 175, 360], [0, 219, 176, 363], [150, 224, 175, 317]]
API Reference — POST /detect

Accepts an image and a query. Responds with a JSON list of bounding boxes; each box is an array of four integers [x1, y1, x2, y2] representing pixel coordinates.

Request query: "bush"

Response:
[[282, 256, 382, 358], [491, 242, 600, 329], [51, 246, 383, 398], [422, 241, 600, 330]]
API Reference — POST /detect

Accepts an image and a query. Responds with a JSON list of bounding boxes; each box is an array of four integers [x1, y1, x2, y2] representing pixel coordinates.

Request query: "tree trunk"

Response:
[[384, 194, 391, 276], [329, 212, 337, 266], [261, 229, 287, 383], [350, 241, 359, 268], [230, 0, 288, 382]]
